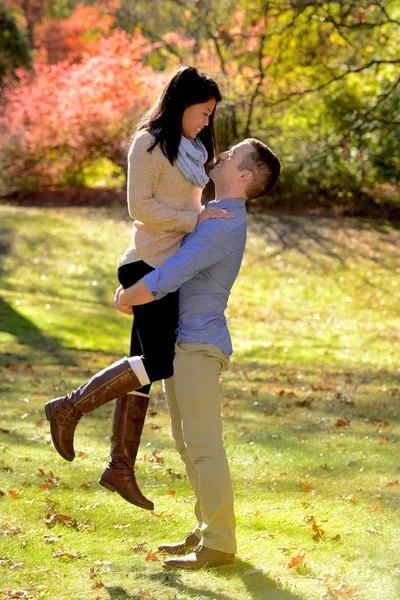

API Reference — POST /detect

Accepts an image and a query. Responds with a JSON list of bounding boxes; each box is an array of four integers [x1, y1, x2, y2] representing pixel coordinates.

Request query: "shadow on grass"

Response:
[[155, 560, 301, 600], [0, 296, 77, 367], [249, 212, 399, 272]]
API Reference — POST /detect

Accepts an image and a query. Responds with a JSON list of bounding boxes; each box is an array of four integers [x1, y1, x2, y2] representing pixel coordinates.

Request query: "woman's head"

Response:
[[138, 66, 222, 165]]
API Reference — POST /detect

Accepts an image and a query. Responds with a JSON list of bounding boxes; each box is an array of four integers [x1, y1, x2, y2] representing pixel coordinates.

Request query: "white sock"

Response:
[[127, 356, 150, 387], [128, 390, 150, 398]]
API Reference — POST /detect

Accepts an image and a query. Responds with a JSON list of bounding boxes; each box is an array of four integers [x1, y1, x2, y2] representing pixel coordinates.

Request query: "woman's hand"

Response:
[[197, 206, 234, 225], [114, 285, 132, 316]]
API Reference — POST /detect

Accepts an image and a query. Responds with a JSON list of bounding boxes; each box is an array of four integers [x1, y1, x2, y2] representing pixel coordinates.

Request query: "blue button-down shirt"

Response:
[[143, 197, 247, 355]]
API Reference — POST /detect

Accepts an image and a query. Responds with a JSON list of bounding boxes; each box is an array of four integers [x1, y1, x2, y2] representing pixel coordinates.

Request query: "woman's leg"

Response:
[[97, 262, 178, 508], [45, 261, 178, 508], [99, 321, 154, 509]]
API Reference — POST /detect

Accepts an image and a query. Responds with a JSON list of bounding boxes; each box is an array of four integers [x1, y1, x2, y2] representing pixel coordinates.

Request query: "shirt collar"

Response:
[[210, 197, 246, 209]]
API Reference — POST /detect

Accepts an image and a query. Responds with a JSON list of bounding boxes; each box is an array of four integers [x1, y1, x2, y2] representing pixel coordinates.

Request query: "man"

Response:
[[115, 138, 281, 569]]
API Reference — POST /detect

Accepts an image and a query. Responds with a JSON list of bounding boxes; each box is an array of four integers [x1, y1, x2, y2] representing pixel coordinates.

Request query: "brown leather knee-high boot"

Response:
[[99, 393, 154, 511], [45, 357, 142, 462]]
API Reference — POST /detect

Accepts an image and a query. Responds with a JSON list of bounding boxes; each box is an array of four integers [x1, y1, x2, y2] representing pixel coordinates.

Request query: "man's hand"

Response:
[[114, 285, 132, 315], [197, 206, 234, 225]]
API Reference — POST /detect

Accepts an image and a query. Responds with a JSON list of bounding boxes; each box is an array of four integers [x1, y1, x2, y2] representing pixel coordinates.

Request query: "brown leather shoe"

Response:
[[158, 532, 200, 555], [45, 357, 141, 462], [163, 545, 235, 570], [99, 393, 153, 511]]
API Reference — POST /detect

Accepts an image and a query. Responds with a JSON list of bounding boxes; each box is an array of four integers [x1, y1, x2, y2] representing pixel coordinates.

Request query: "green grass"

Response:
[[0, 205, 399, 600]]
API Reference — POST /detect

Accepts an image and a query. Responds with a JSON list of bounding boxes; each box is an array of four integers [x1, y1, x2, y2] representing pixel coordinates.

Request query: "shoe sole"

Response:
[[158, 547, 197, 555], [98, 477, 154, 511], [44, 402, 74, 462], [162, 561, 236, 570]]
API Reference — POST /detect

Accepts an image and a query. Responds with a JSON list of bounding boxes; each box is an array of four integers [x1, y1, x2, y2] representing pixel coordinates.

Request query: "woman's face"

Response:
[[181, 98, 217, 139]]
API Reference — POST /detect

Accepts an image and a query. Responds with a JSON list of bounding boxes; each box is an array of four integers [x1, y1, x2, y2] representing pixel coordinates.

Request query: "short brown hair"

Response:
[[238, 138, 281, 200]]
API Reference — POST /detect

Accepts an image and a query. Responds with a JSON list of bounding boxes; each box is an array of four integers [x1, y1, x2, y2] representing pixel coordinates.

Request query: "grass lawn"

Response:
[[0, 204, 399, 600]]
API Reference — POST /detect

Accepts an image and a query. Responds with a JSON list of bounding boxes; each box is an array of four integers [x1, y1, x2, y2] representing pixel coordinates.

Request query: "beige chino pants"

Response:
[[163, 342, 237, 554]]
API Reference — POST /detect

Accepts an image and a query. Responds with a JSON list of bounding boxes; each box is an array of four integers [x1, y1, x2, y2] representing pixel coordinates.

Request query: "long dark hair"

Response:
[[136, 66, 222, 165]]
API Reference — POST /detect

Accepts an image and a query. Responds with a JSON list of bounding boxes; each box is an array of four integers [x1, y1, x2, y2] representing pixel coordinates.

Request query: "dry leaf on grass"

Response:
[[366, 527, 382, 535], [286, 554, 306, 569], [312, 523, 325, 541], [327, 586, 361, 598], [45, 513, 77, 528], [131, 542, 147, 553], [53, 550, 81, 560], [145, 550, 160, 562], [335, 419, 351, 428], [91, 581, 104, 589], [43, 535, 62, 543], [0, 526, 23, 536]]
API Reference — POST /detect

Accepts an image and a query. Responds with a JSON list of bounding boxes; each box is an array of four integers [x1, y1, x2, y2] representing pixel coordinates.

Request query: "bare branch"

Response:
[[266, 59, 400, 107]]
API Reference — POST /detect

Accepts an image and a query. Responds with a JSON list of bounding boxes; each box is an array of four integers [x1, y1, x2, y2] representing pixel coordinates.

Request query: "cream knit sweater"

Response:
[[119, 131, 203, 269]]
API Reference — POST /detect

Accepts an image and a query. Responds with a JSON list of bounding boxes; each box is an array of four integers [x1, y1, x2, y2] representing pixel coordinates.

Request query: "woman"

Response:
[[45, 66, 232, 511]]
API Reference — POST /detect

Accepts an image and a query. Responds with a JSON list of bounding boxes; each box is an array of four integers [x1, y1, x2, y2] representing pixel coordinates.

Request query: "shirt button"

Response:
[[151, 290, 158, 297]]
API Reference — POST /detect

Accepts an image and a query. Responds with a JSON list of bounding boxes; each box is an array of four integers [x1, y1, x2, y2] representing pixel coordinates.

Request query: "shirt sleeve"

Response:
[[127, 133, 200, 234], [143, 219, 234, 300]]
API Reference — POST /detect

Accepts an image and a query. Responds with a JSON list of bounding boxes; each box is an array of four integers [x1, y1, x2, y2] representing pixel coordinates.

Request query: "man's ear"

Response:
[[238, 169, 253, 184]]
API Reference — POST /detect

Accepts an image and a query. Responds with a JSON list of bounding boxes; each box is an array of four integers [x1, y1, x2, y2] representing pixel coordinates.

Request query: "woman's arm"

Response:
[[128, 133, 200, 234]]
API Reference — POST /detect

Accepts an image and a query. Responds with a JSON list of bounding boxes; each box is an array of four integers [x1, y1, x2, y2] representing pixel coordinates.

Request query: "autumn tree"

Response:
[[0, 1, 32, 87]]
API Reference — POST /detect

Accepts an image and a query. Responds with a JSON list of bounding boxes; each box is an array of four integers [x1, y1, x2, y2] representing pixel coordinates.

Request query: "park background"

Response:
[[0, 1, 399, 599]]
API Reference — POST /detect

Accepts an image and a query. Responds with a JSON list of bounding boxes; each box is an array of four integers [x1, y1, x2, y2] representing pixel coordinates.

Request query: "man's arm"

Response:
[[118, 279, 154, 307], [119, 219, 234, 306]]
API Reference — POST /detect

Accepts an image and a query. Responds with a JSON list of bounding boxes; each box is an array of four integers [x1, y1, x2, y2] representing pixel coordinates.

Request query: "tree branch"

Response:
[[266, 59, 400, 107]]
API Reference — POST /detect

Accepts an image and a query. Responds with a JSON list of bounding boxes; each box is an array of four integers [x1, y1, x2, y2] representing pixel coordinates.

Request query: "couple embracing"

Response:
[[45, 66, 281, 570]]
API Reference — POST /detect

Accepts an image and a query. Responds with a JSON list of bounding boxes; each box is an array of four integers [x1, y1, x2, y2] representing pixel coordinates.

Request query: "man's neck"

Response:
[[214, 185, 245, 201]]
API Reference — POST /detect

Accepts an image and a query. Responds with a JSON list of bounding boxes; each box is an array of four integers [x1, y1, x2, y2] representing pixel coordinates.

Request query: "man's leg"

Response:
[[172, 342, 236, 555], [158, 377, 201, 553]]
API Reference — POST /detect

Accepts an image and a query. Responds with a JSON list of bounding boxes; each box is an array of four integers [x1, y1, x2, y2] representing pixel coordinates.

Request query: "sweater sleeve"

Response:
[[127, 132, 200, 234]]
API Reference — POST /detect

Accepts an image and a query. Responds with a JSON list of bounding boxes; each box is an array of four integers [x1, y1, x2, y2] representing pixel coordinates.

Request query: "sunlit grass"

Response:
[[0, 205, 399, 600]]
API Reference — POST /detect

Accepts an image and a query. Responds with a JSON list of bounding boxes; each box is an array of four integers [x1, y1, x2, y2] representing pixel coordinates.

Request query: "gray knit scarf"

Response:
[[176, 136, 209, 189]]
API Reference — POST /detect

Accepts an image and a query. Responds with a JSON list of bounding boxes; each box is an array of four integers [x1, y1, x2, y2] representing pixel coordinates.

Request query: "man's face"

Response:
[[209, 140, 253, 184]]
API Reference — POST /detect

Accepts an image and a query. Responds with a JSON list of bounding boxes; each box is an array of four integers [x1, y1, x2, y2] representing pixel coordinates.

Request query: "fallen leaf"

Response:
[[367, 527, 382, 535], [370, 418, 389, 428], [138, 592, 151, 597], [0, 526, 23, 535], [9, 491, 19, 498], [380, 438, 390, 444], [43, 535, 62, 543], [387, 480, 399, 487], [91, 581, 104, 589], [131, 542, 147, 553], [113, 523, 131, 529], [45, 513, 77, 528], [286, 554, 306, 569], [0, 428, 10, 434], [312, 523, 325, 541], [294, 398, 313, 408], [329, 534, 341, 543], [329, 586, 361, 598], [0, 591, 31, 598], [299, 481, 313, 493], [53, 550, 81, 559], [335, 418, 351, 428], [80, 483, 91, 490], [145, 550, 160, 562]]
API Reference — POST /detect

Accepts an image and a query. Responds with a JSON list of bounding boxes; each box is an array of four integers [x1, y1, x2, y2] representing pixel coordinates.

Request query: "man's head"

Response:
[[209, 138, 281, 200]]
